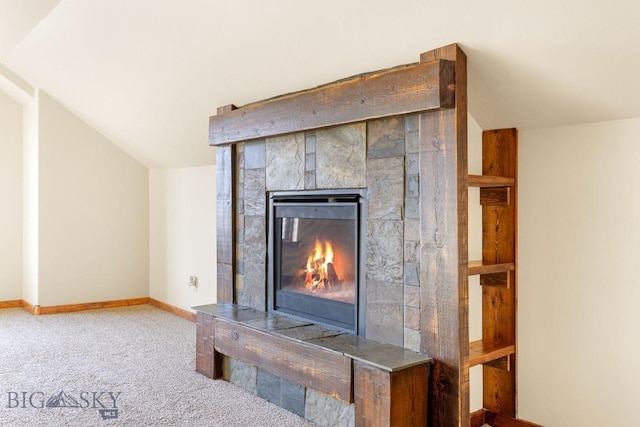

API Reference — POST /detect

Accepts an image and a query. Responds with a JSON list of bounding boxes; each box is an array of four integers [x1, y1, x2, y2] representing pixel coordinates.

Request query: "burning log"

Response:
[[302, 239, 344, 294], [327, 263, 341, 290]]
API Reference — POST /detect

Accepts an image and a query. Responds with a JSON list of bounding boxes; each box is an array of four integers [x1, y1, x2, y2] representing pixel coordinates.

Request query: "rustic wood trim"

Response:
[[471, 409, 542, 427], [483, 354, 512, 371], [480, 187, 510, 205], [480, 272, 510, 288], [486, 412, 544, 427], [216, 141, 236, 303], [196, 311, 216, 378], [209, 60, 455, 145], [20, 300, 40, 315], [214, 317, 353, 402], [482, 128, 518, 416], [0, 300, 22, 309], [468, 174, 515, 187], [470, 409, 487, 427], [149, 298, 196, 322], [36, 297, 150, 315], [469, 340, 515, 368], [419, 43, 469, 427], [468, 260, 515, 276], [354, 362, 428, 426]]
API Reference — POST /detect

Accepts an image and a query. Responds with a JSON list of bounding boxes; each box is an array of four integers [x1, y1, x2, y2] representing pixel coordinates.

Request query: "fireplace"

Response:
[[267, 190, 366, 335]]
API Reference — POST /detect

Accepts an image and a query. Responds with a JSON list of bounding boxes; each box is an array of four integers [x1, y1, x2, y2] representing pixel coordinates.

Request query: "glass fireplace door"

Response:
[[270, 194, 361, 333]]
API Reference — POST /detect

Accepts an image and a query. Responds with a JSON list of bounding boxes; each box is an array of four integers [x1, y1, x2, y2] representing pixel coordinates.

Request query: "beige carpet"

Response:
[[0, 305, 315, 426]]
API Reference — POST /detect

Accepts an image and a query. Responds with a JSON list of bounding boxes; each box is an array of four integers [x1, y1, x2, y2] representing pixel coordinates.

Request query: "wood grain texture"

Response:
[[37, 298, 150, 315], [0, 300, 21, 309], [149, 298, 196, 322], [468, 260, 515, 276], [480, 187, 510, 205], [469, 259, 514, 288], [209, 60, 455, 145], [419, 43, 469, 427], [487, 412, 544, 427], [482, 128, 518, 416], [214, 318, 352, 402], [196, 311, 214, 378], [470, 409, 487, 427], [216, 142, 236, 303], [354, 362, 428, 427], [20, 300, 40, 315], [468, 175, 515, 187], [480, 272, 510, 288], [469, 340, 515, 368]]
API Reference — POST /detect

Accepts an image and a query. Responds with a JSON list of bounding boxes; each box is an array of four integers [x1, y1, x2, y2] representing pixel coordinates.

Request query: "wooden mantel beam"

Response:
[[209, 59, 455, 145]]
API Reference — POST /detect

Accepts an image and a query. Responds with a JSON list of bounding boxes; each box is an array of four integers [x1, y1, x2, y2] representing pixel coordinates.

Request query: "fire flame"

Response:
[[304, 239, 342, 292]]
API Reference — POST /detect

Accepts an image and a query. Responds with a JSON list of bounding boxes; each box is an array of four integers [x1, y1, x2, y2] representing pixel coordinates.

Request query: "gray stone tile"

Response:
[[366, 220, 404, 284], [244, 139, 266, 169], [281, 379, 306, 418], [404, 328, 421, 352], [305, 172, 316, 190], [305, 388, 354, 427], [236, 227, 244, 246], [244, 168, 266, 216], [316, 123, 366, 189], [405, 197, 419, 220], [244, 216, 266, 264], [257, 369, 281, 405], [223, 357, 257, 395], [367, 156, 404, 220], [305, 153, 316, 171], [404, 285, 420, 308], [404, 241, 420, 264], [404, 263, 420, 286], [404, 306, 421, 330], [406, 152, 419, 176], [266, 132, 305, 191], [367, 116, 405, 159], [404, 218, 419, 243], [305, 132, 316, 154], [406, 175, 419, 199], [405, 113, 419, 133], [365, 280, 403, 346], [242, 262, 266, 310]]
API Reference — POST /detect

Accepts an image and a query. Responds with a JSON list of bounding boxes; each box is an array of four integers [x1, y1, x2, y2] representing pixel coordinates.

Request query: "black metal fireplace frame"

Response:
[[267, 189, 367, 335]]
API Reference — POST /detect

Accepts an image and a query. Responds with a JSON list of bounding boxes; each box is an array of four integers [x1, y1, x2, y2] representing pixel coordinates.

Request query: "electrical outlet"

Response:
[[188, 276, 198, 287]]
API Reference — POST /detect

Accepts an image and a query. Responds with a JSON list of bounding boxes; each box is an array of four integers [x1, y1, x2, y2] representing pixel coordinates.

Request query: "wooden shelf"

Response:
[[469, 340, 515, 367], [468, 260, 515, 276], [468, 174, 515, 188]]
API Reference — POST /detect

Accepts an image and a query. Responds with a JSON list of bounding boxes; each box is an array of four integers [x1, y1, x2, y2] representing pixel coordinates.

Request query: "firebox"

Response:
[[268, 190, 366, 335]]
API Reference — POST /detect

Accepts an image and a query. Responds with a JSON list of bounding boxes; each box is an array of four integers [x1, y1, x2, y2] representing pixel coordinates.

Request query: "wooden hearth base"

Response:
[[194, 303, 433, 426]]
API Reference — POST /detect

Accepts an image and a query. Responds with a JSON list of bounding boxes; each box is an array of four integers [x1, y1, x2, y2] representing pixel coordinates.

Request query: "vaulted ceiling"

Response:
[[2, 0, 640, 168]]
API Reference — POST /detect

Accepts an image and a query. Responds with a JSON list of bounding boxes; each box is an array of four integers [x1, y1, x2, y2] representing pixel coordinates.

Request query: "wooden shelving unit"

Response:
[[469, 128, 518, 420]]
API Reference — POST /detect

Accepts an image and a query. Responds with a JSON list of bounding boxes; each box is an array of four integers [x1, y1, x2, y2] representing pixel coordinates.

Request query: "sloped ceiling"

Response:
[[2, 0, 640, 168]]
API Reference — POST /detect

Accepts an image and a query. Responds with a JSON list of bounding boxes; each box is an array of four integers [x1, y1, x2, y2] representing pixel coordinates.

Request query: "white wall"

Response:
[[519, 118, 640, 426], [467, 114, 484, 412], [0, 91, 23, 301], [149, 165, 216, 313], [22, 94, 39, 305], [37, 91, 149, 306]]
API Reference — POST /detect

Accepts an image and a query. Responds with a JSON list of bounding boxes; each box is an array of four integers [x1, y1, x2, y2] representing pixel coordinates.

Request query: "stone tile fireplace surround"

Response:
[[236, 117, 421, 349]]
